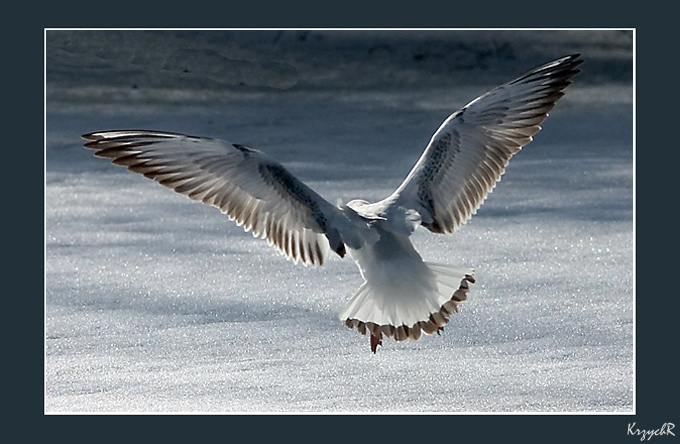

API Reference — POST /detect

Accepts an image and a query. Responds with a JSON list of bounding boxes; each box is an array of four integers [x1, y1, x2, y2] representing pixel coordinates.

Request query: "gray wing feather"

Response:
[[390, 54, 583, 234], [82, 130, 346, 265]]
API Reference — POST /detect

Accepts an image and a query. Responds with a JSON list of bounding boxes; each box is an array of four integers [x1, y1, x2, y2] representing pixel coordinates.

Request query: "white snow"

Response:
[[45, 30, 634, 413]]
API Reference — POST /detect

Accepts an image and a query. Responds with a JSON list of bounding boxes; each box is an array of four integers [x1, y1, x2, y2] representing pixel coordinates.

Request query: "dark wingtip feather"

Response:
[[81, 132, 101, 141]]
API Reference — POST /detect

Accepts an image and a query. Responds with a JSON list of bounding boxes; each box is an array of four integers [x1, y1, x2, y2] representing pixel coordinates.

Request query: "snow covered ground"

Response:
[[45, 30, 634, 413]]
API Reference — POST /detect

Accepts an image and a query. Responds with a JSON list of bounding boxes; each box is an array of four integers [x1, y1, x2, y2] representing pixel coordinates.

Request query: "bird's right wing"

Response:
[[83, 130, 348, 265], [387, 54, 582, 234]]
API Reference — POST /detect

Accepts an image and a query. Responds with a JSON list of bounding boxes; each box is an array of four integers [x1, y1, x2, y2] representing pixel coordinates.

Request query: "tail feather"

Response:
[[340, 263, 475, 352]]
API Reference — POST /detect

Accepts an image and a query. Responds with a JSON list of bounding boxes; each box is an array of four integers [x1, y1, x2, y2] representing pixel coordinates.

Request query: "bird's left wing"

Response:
[[83, 130, 347, 265], [387, 54, 582, 234]]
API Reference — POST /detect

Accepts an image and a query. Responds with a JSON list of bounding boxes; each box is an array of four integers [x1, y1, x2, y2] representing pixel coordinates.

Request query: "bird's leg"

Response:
[[370, 331, 382, 353]]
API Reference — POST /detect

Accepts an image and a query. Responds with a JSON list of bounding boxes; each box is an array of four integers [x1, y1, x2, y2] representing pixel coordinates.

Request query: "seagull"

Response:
[[83, 54, 582, 353]]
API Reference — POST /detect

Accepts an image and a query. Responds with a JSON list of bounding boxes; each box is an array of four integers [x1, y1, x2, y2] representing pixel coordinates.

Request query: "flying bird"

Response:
[[83, 54, 582, 352]]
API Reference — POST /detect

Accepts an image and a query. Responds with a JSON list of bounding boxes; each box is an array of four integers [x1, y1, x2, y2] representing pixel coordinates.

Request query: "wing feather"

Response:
[[390, 54, 582, 234], [82, 130, 347, 265]]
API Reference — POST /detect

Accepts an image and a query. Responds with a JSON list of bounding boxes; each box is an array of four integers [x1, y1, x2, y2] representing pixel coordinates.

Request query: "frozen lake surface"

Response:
[[45, 30, 634, 413]]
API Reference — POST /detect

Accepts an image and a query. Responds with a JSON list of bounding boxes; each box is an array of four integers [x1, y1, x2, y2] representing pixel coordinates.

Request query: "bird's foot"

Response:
[[370, 332, 382, 353]]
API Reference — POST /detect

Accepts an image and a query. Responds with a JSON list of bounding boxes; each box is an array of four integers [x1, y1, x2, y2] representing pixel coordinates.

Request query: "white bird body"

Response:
[[83, 54, 582, 352]]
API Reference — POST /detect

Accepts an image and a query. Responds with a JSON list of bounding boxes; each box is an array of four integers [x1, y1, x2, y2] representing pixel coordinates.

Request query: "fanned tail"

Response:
[[340, 263, 475, 352]]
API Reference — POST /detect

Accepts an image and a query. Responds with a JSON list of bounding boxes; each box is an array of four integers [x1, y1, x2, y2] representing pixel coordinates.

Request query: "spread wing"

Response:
[[388, 54, 583, 234], [82, 130, 347, 265]]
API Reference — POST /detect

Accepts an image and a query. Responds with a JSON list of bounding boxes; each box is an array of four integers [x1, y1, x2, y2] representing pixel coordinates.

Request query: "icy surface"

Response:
[[45, 30, 634, 413]]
